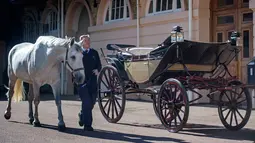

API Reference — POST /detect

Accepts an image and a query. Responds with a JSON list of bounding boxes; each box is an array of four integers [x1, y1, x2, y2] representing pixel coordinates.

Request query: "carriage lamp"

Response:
[[171, 26, 184, 43], [230, 31, 241, 46]]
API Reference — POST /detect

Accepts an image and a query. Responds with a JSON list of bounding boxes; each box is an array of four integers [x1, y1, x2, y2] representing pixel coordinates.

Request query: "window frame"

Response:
[[146, 0, 182, 16], [104, 0, 131, 24], [46, 10, 58, 35], [242, 29, 251, 59]]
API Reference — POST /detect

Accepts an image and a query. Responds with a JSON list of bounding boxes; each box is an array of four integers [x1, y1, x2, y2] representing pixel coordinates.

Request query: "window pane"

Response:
[[111, 8, 115, 20], [121, 0, 124, 6], [217, 33, 223, 42], [218, 0, 233, 7], [120, 7, 124, 18], [217, 15, 234, 24], [116, 0, 120, 7], [162, 0, 167, 11], [243, 30, 250, 58], [177, 0, 181, 9], [156, 0, 161, 12], [112, 0, 116, 8], [243, 13, 253, 22], [168, 0, 173, 10], [116, 7, 119, 19]]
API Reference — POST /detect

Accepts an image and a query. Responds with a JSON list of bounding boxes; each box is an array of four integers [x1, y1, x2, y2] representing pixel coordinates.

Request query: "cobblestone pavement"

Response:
[[0, 97, 255, 143]]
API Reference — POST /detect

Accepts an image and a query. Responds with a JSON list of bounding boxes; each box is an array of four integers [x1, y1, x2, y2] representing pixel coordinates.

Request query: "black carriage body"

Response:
[[104, 38, 240, 87]]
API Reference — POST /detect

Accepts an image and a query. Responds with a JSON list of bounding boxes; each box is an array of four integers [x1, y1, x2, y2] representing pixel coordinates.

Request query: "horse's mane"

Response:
[[35, 36, 70, 49]]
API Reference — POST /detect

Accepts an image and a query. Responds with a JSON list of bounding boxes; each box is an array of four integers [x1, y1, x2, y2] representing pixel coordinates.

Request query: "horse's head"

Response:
[[65, 37, 85, 85]]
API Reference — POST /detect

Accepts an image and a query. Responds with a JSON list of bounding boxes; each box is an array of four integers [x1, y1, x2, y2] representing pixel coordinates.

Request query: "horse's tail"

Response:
[[13, 79, 24, 102]]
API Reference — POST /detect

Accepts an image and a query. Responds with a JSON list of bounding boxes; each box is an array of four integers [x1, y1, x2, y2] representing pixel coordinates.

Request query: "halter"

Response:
[[64, 46, 85, 84]]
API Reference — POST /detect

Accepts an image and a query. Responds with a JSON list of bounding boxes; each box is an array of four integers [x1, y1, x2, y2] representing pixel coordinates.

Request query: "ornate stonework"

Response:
[[87, 0, 101, 26]]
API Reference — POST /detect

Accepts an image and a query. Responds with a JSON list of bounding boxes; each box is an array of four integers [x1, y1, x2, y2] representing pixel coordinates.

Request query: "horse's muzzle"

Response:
[[72, 72, 85, 84]]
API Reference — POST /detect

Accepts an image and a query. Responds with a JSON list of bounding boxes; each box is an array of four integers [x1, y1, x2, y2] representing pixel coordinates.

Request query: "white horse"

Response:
[[4, 36, 85, 131]]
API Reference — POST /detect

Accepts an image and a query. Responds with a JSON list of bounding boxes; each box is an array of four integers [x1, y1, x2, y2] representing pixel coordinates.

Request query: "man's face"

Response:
[[82, 37, 90, 49]]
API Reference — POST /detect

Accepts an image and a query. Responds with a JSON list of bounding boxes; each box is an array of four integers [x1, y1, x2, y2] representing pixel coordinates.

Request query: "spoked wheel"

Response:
[[157, 78, 189, 133], [218, 80, 252, 130], [97, 65, 126, 123]]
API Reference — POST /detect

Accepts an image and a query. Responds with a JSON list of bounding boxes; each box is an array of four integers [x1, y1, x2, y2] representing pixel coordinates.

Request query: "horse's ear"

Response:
[[69, 37, 75, 47]]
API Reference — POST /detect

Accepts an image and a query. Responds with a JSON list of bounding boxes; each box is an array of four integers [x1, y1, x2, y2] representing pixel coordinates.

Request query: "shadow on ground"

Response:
[[8, 120, 188, 143], [116, 122, 255, 142]]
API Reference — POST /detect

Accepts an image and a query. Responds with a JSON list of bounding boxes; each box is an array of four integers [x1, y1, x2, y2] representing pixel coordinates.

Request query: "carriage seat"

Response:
[[125, 47, 156, 61], [126, 47, 155, 55]]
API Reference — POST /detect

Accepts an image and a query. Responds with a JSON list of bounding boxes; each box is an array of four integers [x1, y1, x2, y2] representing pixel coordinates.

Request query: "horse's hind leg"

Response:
[[32, 83, 41, 127], [28, 84, 34, 124], [4, 78, 17, 120], [51, 82, 66, 131]]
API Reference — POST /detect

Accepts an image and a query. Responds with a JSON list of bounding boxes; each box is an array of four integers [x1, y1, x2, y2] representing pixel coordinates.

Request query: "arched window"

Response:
[[104, 0, 130, 23], [148, 0, 182, 15], [43, 10, 58, 36], [22, 16, 37, 42]]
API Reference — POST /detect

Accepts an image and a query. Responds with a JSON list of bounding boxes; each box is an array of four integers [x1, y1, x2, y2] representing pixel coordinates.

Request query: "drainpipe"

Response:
[[137, 0, 140, 48], [136, 0, 141, 98], [61, 0, 64, 38], [188, 0, 194, 101], [188, 0, 192, 40], [58, 0, 61, 37], [60, 0, 65, 95], [59, 0, 63, 95]]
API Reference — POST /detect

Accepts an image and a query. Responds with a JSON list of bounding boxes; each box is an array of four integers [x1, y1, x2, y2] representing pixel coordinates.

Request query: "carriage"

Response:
[[97, 26, 253, 133]]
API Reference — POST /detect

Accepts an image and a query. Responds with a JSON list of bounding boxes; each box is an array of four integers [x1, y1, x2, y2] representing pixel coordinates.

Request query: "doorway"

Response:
[[211, 0, 253, 83]]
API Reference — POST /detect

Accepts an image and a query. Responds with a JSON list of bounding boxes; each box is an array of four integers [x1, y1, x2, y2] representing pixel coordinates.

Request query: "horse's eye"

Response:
[[70, 55, 76, 60]]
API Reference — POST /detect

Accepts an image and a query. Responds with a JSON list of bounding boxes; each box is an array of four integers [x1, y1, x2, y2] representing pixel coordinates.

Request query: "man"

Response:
[[78, 34, 102, 131]]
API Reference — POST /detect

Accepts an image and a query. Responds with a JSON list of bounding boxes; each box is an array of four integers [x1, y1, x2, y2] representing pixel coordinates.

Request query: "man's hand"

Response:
[[93, 69, 99, 76]]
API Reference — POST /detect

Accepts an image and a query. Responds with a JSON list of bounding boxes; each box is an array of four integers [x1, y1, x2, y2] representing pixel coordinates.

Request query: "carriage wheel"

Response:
[[97, 65, 126, 123], [218, 80, 252, 131], [157, 78, 189, 133]]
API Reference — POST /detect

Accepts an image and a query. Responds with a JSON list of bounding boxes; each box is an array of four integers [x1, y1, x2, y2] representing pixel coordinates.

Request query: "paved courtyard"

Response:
[[0, 95, 255, 143]]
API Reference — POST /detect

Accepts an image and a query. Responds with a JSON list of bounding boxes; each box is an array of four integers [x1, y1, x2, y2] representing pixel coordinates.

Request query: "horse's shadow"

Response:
[[116, 122, 255, 142], [8, 120, 188, 143]]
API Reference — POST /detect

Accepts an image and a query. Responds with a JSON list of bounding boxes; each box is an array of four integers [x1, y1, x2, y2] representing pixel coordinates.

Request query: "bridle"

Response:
[[64, 46, 85, 84]]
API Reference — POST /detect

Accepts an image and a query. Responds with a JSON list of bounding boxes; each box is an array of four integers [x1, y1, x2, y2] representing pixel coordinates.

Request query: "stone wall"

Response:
[[0, 41, 6, 85]]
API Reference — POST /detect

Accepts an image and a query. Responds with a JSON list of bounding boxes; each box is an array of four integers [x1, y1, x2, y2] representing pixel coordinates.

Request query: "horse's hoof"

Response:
[[4, 112, 11, 120], [58, 124, 66, 132], [33, 121, 41, 127], [29, 118, 34, 125]]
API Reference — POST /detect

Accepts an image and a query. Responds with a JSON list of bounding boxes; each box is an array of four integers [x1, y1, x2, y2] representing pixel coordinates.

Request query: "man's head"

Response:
[[79, 34, 90, 49]]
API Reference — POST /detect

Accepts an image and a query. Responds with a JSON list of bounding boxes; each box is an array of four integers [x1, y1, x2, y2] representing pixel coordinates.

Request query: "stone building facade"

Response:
[[20, 0, 255, 103]]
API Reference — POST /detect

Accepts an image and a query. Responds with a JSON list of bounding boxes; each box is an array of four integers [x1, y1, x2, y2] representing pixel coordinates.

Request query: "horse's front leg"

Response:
[[32, 83, 41, 127], [51, 81, 66, 131], [28, 84, 34, 124]]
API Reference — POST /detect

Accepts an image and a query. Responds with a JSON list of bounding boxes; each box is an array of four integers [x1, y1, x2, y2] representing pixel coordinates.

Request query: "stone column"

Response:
[[188, 0, 211, 104]]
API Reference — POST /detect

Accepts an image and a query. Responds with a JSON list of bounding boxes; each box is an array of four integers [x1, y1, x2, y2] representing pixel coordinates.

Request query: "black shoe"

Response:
[[78, 113, 83, 126], [83, 126, 94, 131]]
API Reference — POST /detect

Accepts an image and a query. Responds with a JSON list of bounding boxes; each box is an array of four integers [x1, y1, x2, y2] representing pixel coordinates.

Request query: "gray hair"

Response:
[[79, 34, 90, 40]]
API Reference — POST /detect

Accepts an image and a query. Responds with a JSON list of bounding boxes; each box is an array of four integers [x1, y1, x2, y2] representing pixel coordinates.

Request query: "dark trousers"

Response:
[[78, 79, 97, 127]]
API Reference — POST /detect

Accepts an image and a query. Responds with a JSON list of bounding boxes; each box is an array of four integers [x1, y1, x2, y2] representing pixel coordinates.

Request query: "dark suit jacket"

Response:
[[81, 48, 102, 93]]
